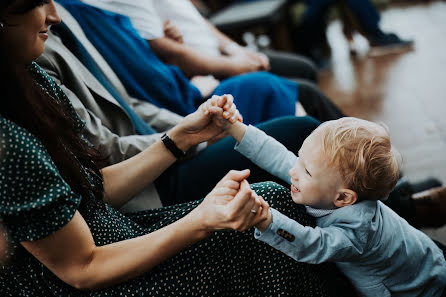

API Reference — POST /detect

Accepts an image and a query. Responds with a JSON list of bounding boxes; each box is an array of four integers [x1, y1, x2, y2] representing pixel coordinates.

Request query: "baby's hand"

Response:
[[255, 197, 272, 233], [201, 94, 242, 130]]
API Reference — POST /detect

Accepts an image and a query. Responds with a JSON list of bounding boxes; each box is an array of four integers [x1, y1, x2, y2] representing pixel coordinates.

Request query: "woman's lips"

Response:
[[39, 32, 48, 40], [291, 184, 300, 193]]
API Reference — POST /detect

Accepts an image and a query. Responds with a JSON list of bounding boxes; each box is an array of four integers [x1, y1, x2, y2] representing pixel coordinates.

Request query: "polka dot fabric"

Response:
[[0, 65, 356, 296]]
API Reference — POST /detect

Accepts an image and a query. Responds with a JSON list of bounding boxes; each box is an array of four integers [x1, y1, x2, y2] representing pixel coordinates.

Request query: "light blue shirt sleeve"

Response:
[[254, 208, 367, 264], [234, 125, 298, 184]]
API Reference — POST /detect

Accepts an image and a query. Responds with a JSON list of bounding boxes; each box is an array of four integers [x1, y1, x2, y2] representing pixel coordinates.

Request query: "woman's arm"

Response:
[[21, 170, 266, 291], [101, 96, 236, 208]]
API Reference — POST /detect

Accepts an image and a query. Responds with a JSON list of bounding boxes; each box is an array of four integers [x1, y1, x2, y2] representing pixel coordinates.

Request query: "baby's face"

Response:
[[288, 129, 345, 209]]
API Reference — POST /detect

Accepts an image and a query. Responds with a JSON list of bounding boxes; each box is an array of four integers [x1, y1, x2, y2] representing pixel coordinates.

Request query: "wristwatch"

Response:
[[161, 133, 186, 160]]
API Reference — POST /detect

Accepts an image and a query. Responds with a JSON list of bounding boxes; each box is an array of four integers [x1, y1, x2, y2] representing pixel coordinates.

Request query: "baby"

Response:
[[204, 95, 446, 297]]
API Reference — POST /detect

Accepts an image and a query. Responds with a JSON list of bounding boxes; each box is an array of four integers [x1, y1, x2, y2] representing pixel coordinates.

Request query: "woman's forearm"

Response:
[[101, 139, 175, 208], [78, 211, 209, 290], [101, 126, 195, 208]]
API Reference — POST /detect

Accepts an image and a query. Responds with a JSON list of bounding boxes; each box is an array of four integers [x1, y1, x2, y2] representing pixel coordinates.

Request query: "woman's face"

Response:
[[1, 0, 61, 65]]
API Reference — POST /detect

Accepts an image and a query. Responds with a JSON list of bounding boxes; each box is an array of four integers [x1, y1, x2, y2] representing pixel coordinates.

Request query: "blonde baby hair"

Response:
[[317, 117, 401, 201]]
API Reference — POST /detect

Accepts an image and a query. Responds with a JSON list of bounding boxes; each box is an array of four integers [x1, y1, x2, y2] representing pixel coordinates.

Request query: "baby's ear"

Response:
[[334, 189, 357, 207]]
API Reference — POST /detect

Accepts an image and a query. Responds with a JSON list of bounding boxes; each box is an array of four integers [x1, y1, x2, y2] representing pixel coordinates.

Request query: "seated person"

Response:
[[55, 0, 341, 125], [208, 106, 446, 296], [82, 0, 319, 82]]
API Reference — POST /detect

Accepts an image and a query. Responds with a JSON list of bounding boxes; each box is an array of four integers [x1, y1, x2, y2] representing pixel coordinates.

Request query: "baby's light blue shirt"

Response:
[[235, 125, 446, 297]]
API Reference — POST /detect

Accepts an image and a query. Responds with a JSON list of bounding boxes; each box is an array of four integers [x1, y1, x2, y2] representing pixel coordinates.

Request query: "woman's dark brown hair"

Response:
[[0, 0, 104, 202]]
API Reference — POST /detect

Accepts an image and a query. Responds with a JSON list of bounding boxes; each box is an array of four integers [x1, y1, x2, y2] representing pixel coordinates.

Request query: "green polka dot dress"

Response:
[[0, 64, 356, 296]]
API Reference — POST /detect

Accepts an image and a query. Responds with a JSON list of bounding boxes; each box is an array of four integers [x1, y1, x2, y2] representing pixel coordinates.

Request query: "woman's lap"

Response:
[[123, 182, 355, 297]]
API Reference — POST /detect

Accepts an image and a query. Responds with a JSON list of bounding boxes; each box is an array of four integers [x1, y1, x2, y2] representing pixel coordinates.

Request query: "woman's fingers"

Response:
[[217, 170, 250, 187], [213, 186, 238, 198]]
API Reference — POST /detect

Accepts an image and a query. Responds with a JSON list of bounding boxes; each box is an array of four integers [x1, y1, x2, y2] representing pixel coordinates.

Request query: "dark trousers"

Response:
[[264, 49, 319, 83], [296, 79, 345, 122], [292, 0, 381, 57], [301, 0, 380, 34], [155, 116, 319, 206]]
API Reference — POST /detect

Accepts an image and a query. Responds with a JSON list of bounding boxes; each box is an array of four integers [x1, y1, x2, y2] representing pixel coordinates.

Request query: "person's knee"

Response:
[[297, 79, 321, 98], [240, 72, 280, 95]]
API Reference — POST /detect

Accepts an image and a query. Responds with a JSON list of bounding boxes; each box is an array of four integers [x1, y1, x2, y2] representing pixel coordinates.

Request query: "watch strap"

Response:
[[161, 133, 186, 159]]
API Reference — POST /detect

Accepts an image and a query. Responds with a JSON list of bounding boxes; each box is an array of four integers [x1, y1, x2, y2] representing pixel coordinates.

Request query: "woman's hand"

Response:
[[169, 94, 241, 150], [191, 170, 270, 233]]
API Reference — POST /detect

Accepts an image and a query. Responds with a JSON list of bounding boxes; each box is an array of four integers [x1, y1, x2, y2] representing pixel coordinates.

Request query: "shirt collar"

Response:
[[305, 205, 335, 218]]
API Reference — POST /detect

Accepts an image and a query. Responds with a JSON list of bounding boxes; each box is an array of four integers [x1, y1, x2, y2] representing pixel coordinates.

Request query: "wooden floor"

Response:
[[318, 0, 446, 243]]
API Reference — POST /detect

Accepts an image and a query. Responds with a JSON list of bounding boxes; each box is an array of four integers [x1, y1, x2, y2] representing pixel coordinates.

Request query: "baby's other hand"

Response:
[[255, 196, 272, 233]]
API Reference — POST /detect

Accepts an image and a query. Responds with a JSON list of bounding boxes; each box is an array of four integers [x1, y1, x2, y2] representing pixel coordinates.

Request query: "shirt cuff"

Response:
[[234, 125, 262, 156], [254, 208, 283, 245]]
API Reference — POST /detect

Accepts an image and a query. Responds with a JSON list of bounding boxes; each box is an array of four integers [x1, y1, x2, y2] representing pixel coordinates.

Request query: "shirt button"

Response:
[[277, 229, 295, 242]]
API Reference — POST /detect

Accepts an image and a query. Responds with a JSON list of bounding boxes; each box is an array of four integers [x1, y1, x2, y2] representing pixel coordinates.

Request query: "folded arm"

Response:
[[148, 37, 262, 78]]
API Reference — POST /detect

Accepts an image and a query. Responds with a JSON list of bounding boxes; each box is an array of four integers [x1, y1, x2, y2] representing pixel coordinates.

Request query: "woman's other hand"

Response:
[[169, 94, 240, 149], [191, 170, 270, 233]]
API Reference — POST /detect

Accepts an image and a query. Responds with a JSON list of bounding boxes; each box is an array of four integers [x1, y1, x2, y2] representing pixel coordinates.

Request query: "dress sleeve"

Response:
[[0, 118, 81, 242]]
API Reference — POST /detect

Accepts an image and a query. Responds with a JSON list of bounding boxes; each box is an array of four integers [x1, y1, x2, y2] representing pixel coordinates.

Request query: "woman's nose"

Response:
[[47, 1, 62, 25]]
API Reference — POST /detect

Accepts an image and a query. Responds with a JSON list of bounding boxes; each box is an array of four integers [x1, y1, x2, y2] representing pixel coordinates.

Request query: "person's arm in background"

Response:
[[148, 34, 262, 78], [204, 19, 270, 70]]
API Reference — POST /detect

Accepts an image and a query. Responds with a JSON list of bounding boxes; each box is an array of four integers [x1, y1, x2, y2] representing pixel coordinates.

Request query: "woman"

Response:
[[0, 0, 355, 296]]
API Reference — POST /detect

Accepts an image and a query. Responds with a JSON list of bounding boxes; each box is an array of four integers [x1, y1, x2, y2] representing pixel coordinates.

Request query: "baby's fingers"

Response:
[[223, 94, 234, 111]]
